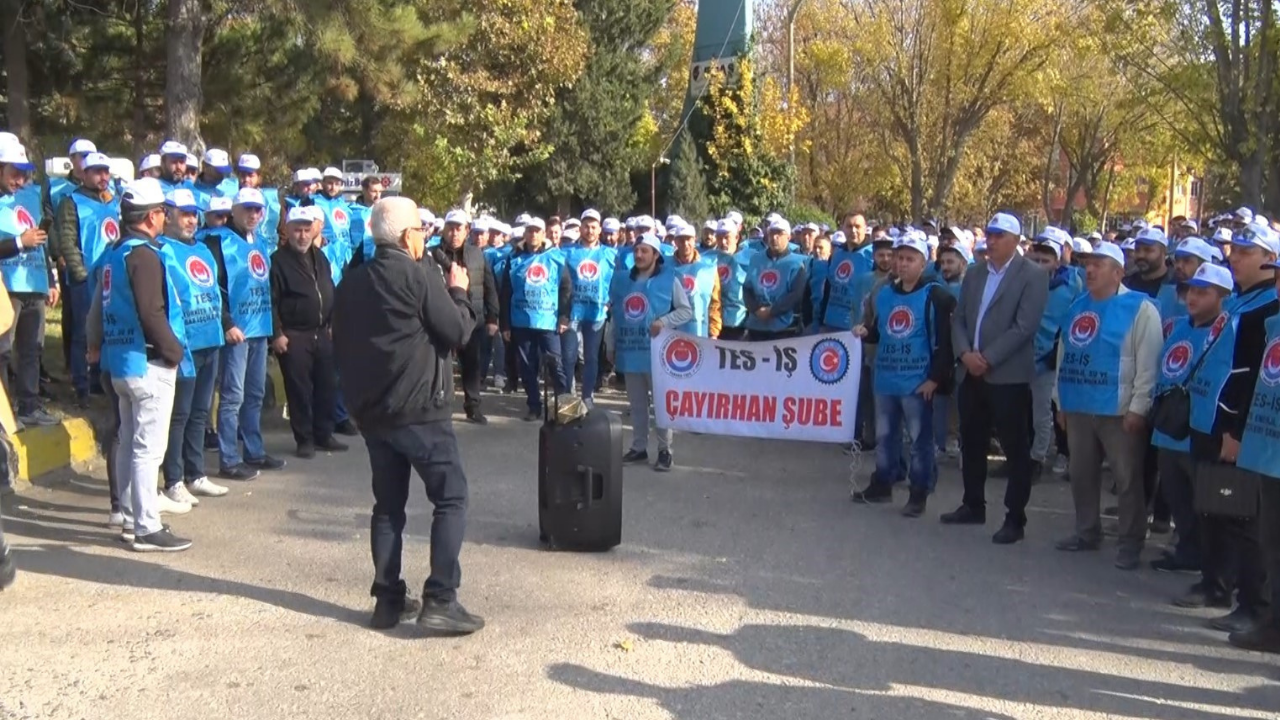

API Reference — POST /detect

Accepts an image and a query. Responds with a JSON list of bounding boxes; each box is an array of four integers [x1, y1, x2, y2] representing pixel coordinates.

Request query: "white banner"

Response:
[[649, 329, 862, 443]]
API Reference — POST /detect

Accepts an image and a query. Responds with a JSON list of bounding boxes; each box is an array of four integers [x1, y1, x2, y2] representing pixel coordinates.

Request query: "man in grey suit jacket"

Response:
[[940, 212, 1050, 544]]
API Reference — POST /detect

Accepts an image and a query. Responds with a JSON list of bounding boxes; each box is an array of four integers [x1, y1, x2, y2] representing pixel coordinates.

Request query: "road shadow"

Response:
[[11, 544, 371, 628]]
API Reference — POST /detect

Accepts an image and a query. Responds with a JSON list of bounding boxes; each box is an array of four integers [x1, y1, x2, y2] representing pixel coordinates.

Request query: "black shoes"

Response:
[[246, 454, 286, 471], [1028, 459, 1044, 485], [992, 523, 1025, 545], [1055, 536, 1102, 552], [218, 464, 261, 481], [465, 412, 489, 425], [654, 450, 673, 472], [852, 483, 893, 505], [1209, 607, 1261, 634], [131, 528, 193, 553], [622, 449, 649, 464], [205, 430, 220, 450], [316, 438, 349, 452], [1173, 582, 1232, 609], [940, 505, 986, 525], [1228, 626, 1280, 654], [296, 444, 316, 459], [1149, 517, 1172, 534], [416, 598, 485, 635], [371, 596, 423, 630], [334, 419, 359, 436], [901, 491, 927, 518], [1150, 553, 1199, 573]]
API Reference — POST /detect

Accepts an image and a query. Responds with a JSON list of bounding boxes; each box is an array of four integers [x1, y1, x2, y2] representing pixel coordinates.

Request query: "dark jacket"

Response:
[[431, 240, 499, 326], [333, 245, 476, 429], [120, 230, 185, 367], [863, 278, 957, 394], [1190, 280, 1279, 461], [270, 244, 335, 337], [498, 243, 572, 332]]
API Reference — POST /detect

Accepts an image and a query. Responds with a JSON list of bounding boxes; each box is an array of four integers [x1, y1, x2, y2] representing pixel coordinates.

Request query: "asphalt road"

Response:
[[2, 389, 1277, 719]]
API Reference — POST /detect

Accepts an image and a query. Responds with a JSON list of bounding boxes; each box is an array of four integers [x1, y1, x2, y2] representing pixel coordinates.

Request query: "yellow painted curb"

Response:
[[13, 417, 99, 482]]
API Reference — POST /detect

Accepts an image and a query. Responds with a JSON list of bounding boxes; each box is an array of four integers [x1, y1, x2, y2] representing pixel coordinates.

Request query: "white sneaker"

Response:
[[187, 476, 228, 498], [945, 439, 961, 458], [166, 483, 200, 507], [120, 522, 135, 543], [157, 491, 192, 515], [1053, 454, 1069, 475], [107, 511, 125, 528]]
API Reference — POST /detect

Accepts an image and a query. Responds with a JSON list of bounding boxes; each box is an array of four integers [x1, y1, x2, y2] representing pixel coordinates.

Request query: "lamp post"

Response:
[[651, 156, 670, 219]]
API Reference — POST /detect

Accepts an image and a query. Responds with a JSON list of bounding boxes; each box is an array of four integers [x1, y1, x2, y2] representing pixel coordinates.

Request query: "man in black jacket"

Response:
[[271, 206, 345, 459], [434, 209, 499, 424], [333, 196, 483, 635]]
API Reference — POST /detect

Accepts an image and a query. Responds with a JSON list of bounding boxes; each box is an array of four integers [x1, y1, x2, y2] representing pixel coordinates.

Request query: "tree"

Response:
[[666, 130, 710, 221], [165, 0, 204, 147], [2, 0, 30, 141]]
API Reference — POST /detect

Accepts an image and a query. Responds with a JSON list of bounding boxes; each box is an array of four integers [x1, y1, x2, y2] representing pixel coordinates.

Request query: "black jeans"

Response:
[[366, 420, 468, 603], [1157, 449, 1199, 564], [458, 325, 487, 414], [278, 329, 338, 446], [1200, 512, 1267, 615], [1261, 480, 1280, 630], [719, 326, 747, 341], [0, 293, 45, 415], [747, 328, 799, 342], [959, 377, 1034, 526], [100, 370, 122, 514]]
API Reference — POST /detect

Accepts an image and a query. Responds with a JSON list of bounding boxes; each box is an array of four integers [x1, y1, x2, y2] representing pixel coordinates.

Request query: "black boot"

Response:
[[901, 490, 927, 518]]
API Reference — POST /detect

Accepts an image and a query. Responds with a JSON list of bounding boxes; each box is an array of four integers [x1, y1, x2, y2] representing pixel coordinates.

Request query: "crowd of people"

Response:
[[0, 134, 1277, 652]]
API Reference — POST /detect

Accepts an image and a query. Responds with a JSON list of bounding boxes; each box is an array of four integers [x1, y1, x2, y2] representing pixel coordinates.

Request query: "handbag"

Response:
[[1194, 462, 1260, 518], [1149, 326, 1224, 440]]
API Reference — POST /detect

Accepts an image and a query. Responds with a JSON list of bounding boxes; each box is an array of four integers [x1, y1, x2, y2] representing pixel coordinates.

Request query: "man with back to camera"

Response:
[[943, 212, 1050, 545], [333, 196, 483, 635]]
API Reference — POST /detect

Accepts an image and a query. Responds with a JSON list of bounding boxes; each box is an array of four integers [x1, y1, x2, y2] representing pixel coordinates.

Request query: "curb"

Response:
[[13, 417, 100, 484]]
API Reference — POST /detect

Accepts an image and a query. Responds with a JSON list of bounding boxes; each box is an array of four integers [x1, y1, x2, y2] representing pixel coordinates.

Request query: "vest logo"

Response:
[[1260, 338, 1280, 387], [622, 292, 649, 321], [577, 259, 600, 282], [661, 335, 702, 379], [680, 274, 696, 294], [1206, 312, 1229, 348], [759, 269, 781, 292], [186, 256, 216, 288], [717, 264, 730, 283], [247, 250, 269, 281], [526, 261, 549, 286], [100, 266, 113, 304], [14, 206, 35, 231], [833, 259, 854, 284], [332, 208, 348, 226], [102, 218, 121, 242], [1162, 318, 1175, 340], [1162, 340, 1193, 379], [1068, 311, 1100, 347], [810, 338, 851, 385], [886, 306, 915, 338]]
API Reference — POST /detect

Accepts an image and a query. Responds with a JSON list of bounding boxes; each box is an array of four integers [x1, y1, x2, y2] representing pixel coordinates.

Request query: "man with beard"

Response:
[[349, 175, 384, 266], [155, 141, 192, 194]]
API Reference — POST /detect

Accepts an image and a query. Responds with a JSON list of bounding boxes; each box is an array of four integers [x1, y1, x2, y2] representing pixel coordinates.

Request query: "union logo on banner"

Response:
[[186, 256, 216, 288], [1068, 312, 1100, 347], [248, 250, 269, 281], [661, 335, 702, 378], [622, 292, 649, 321], [809, 338, 850, 385]]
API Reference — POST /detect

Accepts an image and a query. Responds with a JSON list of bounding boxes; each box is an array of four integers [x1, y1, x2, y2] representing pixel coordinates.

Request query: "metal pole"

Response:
[[651, 162, 658, 219]]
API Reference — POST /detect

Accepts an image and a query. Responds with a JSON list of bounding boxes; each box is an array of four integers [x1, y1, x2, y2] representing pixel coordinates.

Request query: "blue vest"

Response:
[[1238, 314, 1280, 478], [206, 226, 272, 339], [821, 245, 874, 330], [564, 244, 617, 323], [69, 191, 122, 275], [48, 177, 76, 216], [745, 251, 806, 332], [611, 269, 674, 374], [191, 179, 228, 213], [873, 282, 935, 395], [807, 257, 828, 326], [159, 177, 194, 194], [708, 248, 750, 328], [671, 257, 718, 337], [486, 245, 514, 289], [161, 237, 225, 353], [943, 279, 963, 299], [0, 187, 50, 294], [258, 187, 281, 247], [507, 249, 566, 331], [100, 238, 188, 379], [1057, 291, 1149, 415], [1152, 315, 1221, 452], [313, 194, 353, 284], [1155, 282, 1183, 324], [1034, 267, 1084, 373], [349, 201, 373, 262], [1188, 286, 1278, 434]]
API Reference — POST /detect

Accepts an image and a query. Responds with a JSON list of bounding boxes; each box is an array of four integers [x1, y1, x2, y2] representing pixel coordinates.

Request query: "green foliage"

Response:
[[666, 131, 710, 222], [1070, 211, 1099, 235], [782, 203, 833, 228]]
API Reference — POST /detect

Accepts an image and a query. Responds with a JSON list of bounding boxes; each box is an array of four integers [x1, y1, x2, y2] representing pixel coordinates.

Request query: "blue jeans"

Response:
[[932, 395, 950, 452], [218, 337, 268, 467], [873, 393, 936, 493], [483, 331, 504, 380], [68, 280, 95, 397], [163, 347, 218, 487], [334, 374, 350, 425], [560, 319, 605, 400], [512, 327, 567, 413]]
